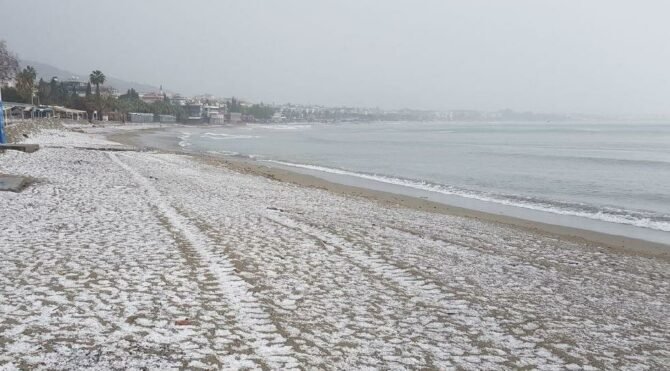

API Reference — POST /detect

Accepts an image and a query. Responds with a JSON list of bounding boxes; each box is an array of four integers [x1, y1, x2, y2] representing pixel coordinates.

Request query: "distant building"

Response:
[[193, 94, 218, 103], [53, 106, 87, 120], [141, 92, 165, 104], [271, 112, 284, 122], [209, 114, 226, 125], [171, 94, 187, 106], [127, 112, 155, 123], [60, 77, 117, 97], [157, 114, 177, 123], [102, 86, 118, 96], [3, 103, 54, 120], [140, 85, 168, 104], [448, 110, 484, 121], [203, 105, 221, 118], [61, 78, 89, 97], [228, 112, 242, 124], [185, 103, 203, 123]]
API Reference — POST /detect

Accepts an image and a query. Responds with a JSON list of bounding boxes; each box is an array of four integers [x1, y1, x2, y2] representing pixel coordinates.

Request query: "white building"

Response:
[[209, 114, 226, 125], [229, 112, 242, 124], [171, 94, 187, 106]]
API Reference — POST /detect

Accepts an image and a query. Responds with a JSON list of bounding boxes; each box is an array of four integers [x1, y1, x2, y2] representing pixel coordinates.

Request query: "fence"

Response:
[[158, 114, 177, 123], [127, 112, 155, 123]]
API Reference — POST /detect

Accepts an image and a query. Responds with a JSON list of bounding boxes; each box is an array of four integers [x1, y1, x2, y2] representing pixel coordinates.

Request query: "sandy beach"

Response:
[[1, 122, 669, 369]]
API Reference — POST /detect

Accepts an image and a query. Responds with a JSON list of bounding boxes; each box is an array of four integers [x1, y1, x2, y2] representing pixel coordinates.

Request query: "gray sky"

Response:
[[1, 0, 669, 114]]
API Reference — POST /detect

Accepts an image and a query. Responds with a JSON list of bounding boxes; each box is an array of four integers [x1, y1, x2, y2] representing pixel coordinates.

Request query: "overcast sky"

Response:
[[1, 0, 669, 114]]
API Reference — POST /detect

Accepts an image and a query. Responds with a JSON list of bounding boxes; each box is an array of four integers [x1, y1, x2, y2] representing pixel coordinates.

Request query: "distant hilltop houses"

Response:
[[129, 90, 256, 124], [61, 76, 118, 97], [2, 69, 577, 124]]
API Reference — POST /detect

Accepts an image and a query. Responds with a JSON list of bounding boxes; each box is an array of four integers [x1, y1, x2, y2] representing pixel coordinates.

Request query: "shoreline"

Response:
[[108, 125, 670, 260]]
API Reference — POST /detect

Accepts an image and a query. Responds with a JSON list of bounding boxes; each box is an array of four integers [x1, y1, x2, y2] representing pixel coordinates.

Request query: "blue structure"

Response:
[[0, 89, 6, 144]]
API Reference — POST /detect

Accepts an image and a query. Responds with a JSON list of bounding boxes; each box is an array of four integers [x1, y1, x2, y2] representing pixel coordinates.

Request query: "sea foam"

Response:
[[265, 160, 670, 232]]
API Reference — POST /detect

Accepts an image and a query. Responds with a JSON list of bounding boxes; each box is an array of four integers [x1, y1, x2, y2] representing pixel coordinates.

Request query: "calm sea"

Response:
[[149, 121, 670, 242]]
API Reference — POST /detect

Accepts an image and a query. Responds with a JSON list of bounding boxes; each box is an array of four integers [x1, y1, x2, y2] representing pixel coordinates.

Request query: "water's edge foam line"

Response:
[[264, 159, 670, 233]]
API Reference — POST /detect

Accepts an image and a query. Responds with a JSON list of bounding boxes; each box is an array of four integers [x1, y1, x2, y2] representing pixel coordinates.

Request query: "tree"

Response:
[[89, 70, 106, 120], [47, 77, 58, 104], [119, 88, 140, 101], [37, 78, 49, 104], [85, 82, 92, 98], [150, 99, 186, 121], [25, 65, 36, 80], [244, 103, 276, 120], [89, 70, 106, 96], [46, 78, 72, 107], [16, 65, 37, 103], [115, 88, 151, 120], [0, 40, 19, 83], [0, 86, 21, 102], [227, 97, 242, 113]]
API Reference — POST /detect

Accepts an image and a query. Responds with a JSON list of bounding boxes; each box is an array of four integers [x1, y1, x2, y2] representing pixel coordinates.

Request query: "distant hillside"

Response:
[[20, 60, 161, 93]]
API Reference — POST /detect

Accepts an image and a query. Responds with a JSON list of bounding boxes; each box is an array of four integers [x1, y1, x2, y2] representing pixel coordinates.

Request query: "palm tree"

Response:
[[89, 70, 106, 120], [89, 70, 106, 96], [24, 65, 36, 81]]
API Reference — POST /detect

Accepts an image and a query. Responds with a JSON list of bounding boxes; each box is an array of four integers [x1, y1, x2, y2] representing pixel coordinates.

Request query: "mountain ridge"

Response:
[[20, 60, 161, 94]]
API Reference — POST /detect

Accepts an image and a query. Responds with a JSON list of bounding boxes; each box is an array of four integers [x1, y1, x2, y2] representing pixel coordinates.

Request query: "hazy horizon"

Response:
[[1, 0, 669, 115]]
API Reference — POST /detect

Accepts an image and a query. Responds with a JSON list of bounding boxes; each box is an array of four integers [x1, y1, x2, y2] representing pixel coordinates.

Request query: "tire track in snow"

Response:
[[109, 152, 299, 369], [264, 211, 565, 365]]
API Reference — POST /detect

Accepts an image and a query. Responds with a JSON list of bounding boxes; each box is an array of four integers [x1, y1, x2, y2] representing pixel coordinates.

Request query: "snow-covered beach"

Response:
[[1, 125, 669, 369]]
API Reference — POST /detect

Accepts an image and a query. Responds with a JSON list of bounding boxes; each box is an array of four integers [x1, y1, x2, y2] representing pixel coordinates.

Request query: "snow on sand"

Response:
[[0, 129, 668, 369]]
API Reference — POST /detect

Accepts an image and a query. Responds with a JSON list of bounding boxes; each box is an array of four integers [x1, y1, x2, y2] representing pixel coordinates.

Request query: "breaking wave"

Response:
[[202, 133, 260, 140], [178, 132, 191, 148]]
